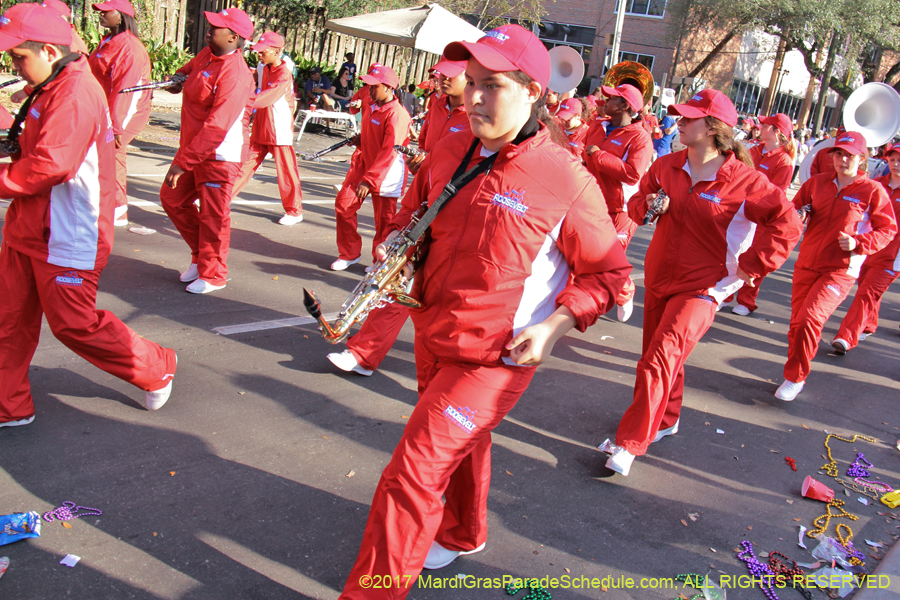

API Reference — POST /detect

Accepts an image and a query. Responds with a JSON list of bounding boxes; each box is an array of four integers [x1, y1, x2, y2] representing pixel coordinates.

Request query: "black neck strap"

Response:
[[8, 52, 81, 143]]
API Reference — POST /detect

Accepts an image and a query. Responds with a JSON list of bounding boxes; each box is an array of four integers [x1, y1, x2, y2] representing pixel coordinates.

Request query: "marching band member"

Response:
[[583, 83, 653, 322], [832, 143, 900, 353], [326, 58, 468, 377], [159, 8, 255, 294], [231, 31, 304, 226], [338, 24, 630, 598], [809, 128, 844, 179], [88, 0, 152, 227], [602, 90, 802, 476], [330, 65, 410, 271], [776, 132, 897, 400], [730, 112, 796, 316], [556, 97, 589, 157], [42, 0, 89, 54], [0, 3, 176, 427]]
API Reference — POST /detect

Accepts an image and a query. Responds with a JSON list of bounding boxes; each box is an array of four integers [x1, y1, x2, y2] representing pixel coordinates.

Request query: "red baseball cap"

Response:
[[601, 83, 643, 113], [431, 55, 466, 78], [667, 88, 737, 127], [42, 0, 71, 17], [367, 63, 383, 74], [251, 31, 284, 52], [361, 65, 399, 89], [830, 131, 868, 156], [204, 7, 254, 39], [884, 142, 900, 158], [759, 113, 793, 138], [444, 24, 550, 94], [0, 3, 72, 51], [742, 117, 756, 128], [555, 98, 582, 121], [91, 0, 134, 17]]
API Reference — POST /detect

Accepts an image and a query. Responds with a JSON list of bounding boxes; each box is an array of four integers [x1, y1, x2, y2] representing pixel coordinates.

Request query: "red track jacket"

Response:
[[0, 58, 116, 271], [356, 97, 410, 197], [390, 126, 632, 366], [251, 61, 295, 146], [630, 151, 803, 301], [583, 120, 653, 214], [870, 175, 900, 271], [173, 47, 254, 171], [88, 31, 151, 136], [793, 174, 897, 276], [750, 144, 793, 191], [562, 124, 588, 157], [418, 95, 468, 153]]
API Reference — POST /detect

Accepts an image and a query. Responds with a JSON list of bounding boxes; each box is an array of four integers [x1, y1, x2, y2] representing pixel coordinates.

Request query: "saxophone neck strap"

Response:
[[405, 139, 498, 243], [8, 52, 81, 142]]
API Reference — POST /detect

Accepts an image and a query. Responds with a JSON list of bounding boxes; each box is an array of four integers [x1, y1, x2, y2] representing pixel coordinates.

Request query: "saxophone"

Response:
[[303, 204, 426, 343]]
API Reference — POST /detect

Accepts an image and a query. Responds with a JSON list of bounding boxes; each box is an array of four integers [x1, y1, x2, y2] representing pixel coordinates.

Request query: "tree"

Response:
[[440, 0, 545, 29]]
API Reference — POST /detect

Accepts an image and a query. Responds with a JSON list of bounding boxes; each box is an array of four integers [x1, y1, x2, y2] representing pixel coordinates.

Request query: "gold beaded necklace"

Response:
[[821, 433, 880, 500]]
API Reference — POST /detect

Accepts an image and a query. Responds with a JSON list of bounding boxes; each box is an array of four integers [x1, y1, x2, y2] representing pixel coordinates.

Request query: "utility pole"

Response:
[[610, 0, 628, 70], [813, 30, 841, 135]]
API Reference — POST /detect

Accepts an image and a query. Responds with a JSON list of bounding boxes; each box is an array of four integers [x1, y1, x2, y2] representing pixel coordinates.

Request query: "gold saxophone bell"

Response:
[[603, 61, 655, 107]]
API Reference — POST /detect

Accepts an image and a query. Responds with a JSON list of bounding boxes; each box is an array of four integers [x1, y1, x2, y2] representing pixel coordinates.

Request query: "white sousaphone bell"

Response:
[[547, 45, 585, 94], [799, 82, 900, 182]]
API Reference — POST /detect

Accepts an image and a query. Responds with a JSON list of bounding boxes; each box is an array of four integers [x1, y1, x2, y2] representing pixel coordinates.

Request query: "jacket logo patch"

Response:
[[699, 191, 721, 204], [202, 70, 212, 78], [760, 164, 769, 170], [443, 405, 477, 434], [370, 118, 381, 125], [609, 139, 623, 146], [491, 189, 529, 216], [886, 269, 897, 276], [449, 125, 465, 133], [826, 284, 842, 297], [29, 107, 40, 120], [56, 271, 84, 287], [204, 182, 222, 188], [841, 195, 860, 204]]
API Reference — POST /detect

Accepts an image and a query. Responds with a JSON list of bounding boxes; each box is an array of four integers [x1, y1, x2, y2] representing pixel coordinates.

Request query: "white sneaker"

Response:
[[144, 380, 172, 411], [616, 299, 633, 322], [330, 256, 361, 271], [179, 263, 199, 282], [832, 338, 849, 355], [278, 213, 304, 226], [774, 379, 805, 401], [859, 332, 871, 342], [114, 205, 128, 226], [333, 184, 342, 194], [423, 541, 485, 570], [717, 299, 735, 313], [0, 415, 35, 428], [186, 279, 226, 294], [327, 350, 373, 376], [653, 419, 680, 442], [605, 447, 635, 476], [731, 304, 751, 316]]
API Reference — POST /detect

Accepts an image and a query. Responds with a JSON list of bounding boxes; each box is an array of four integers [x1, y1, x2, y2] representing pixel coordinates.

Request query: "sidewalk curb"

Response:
[[854, 540, 900, 599]]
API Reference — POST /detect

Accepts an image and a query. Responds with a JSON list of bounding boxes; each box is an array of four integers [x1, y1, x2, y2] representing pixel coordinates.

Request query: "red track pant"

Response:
[[339, 341, 535, 600], [611, 212, 636, 306], [835, 263, 898, 349], [114, 115, 149, 209], [0, 243, 176, 422], [232, 143, 303, 216], [615, 290, 717, 456], [335, 175, 399, 262], [784, 267, 856, 383], [160, 161, 240, 286], [347, 303, 409, 371]]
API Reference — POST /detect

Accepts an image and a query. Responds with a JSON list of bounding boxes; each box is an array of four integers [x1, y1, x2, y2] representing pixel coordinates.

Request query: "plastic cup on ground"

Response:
[[802, 475, 835, 502]]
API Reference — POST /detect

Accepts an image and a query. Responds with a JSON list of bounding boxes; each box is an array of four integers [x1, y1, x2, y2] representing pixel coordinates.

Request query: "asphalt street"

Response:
[[1, 124, 899, 600]]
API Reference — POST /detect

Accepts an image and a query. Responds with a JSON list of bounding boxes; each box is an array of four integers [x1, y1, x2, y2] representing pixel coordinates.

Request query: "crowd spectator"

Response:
[[340, 52, 357, 87], [304, 67, 333, 109], [401, 83, 417, 116], [653, 114, 678, 158], [331, 67, 353, 111]]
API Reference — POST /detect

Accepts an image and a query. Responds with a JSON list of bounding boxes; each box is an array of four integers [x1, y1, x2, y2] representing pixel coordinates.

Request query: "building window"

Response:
[[537, 21, 596, 66], [604, 49, 655, 72], [729, 78, 833, 129], [619, 0, 667, 17]]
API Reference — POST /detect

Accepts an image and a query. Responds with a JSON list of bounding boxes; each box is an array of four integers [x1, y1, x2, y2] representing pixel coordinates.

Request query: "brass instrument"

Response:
[[304, 204, 426, 343], [119, 74, 186, 94], [602, 61, 654, 107]]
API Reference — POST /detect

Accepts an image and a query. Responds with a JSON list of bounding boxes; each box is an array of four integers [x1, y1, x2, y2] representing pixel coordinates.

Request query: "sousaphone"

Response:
[[548, 46, 585, 94], [603, 61, 654, 107]]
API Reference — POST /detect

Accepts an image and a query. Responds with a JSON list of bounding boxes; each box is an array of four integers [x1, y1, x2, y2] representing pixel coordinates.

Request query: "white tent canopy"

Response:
[[325, 3, 484, 56]]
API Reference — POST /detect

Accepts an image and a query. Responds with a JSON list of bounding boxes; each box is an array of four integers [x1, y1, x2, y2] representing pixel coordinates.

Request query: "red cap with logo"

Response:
[[759, 113, 793, 139], [251, 31, 284, 52], [0, 3, 72, 51], [742, 117, 756, 128], [601, 83, 644, 113], [444, 24, 550, 94], [204, 7, 254, 39], [92, 0, 134, 16], [555, 98, 582, 121], [667, 89, 738, 127], [883, 142, 900, 158], [830, 131, 868, 156], [361, 65, 400, 89], [42, 0, 72, 17], [431, 55, 467, 78]]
